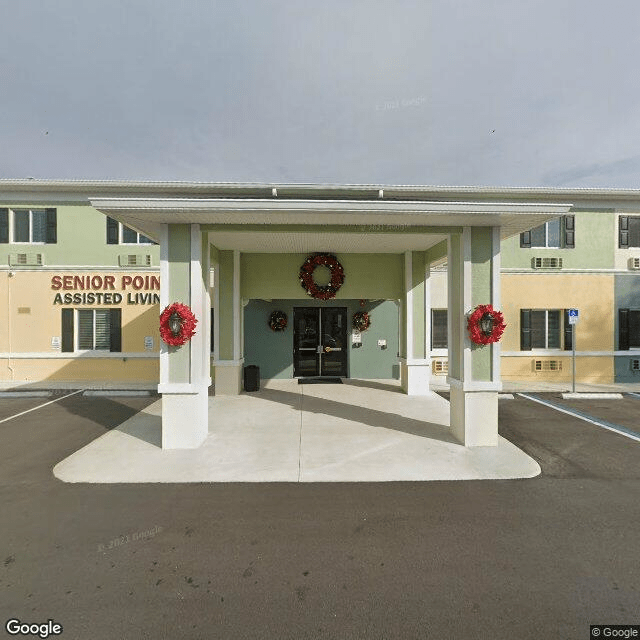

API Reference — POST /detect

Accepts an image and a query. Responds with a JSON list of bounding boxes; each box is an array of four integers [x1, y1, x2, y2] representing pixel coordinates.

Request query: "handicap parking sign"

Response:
[[568, 309, 579, 324]]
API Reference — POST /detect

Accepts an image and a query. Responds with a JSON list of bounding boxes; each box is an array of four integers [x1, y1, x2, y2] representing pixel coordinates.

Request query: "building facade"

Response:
[[1, 181, 640, 447]]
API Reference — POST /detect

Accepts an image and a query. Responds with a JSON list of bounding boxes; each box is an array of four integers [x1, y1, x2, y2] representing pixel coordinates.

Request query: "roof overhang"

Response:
[[90, 197, 574, 249]]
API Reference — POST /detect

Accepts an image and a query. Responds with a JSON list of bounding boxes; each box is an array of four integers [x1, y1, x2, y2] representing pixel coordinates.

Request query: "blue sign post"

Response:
[[569, 309, 579, 392]]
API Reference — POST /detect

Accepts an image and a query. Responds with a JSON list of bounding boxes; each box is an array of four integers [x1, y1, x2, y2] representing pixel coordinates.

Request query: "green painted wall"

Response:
[[244, 299, 400, 379], [0, 204, 160, 266], [425, 240, 448, 265], [241, 253, 403, 300], [411, 251, 426, 359], [167, 225, 191, 383], [217, 251, 234, 360], [500, 210, 614, 269], [448, 235, 462, 379], [471, 227, 492, 381]]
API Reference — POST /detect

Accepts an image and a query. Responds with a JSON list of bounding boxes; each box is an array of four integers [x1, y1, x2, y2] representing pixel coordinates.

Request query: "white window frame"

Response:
[[9, 209, 47, 245], [531, 309, 562, 349], [118, 221, 154, 245], [75, 309, 111, 352], [530, 219, 562, 249]]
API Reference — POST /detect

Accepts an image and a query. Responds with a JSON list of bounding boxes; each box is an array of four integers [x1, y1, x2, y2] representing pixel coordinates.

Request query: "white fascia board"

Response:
[[90, 198, 574, 239]]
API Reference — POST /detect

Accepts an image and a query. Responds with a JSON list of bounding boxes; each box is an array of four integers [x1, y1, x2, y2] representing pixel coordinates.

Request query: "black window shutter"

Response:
[[45, 208, 57, 243], [520, 309, 531, 350], [563, 310, 573, 350], [619, 216, 629, 248], [563, 215, 575, 248], [211, 308, 215, 353], [520, 231, 531, 248], [107, 217, 119, 244], [619, 309, 630, 351], [61, 309, 74, 352], [110, 308, 122, 352], [0, 208, 8, 243]]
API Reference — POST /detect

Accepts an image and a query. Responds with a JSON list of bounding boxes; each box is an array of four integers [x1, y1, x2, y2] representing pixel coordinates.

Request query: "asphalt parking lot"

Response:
[[1, 391, 639, 640]]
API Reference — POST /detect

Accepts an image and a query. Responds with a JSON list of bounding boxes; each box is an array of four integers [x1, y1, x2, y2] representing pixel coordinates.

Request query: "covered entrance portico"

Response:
[[93, 185, 571, 451]]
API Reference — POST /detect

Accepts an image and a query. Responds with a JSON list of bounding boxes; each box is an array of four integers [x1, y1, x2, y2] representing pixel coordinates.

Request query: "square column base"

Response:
[[450, 387, 498, 447], [213, 362, 243, 395], [400, 361, 431, 395], [161, 389, 208, 449]]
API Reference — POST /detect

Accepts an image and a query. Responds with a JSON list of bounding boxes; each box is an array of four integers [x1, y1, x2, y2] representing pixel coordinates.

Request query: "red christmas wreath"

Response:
[[352, 311, 371, 331], [467, 304, 506, 345], [159, 302, 198, 346], [299, 253, 345, 300]]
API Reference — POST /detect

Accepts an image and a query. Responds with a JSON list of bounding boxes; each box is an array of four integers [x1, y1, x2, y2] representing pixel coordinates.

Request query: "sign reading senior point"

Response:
[[51, 274, 160, 305]]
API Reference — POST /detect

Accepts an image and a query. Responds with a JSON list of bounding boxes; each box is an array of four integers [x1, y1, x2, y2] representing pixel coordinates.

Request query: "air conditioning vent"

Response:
[[629, 257, 640, 270], [534, 359, 563, 372], [9, 253, 44, 266], [432, 359, 448, 375], [118, 254, 152, 267], [532, 257, 563, 269], [631, 359, 640, 371]]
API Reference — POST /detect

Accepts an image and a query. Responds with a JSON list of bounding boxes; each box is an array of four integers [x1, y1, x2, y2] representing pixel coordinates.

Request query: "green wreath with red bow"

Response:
[[159, 302, 198, 346]]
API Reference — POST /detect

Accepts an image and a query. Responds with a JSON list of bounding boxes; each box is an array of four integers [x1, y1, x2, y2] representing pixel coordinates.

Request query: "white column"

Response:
[[447, 227, 501, 447], [401, 251, 430, 395], [158, 224, 210, 449]]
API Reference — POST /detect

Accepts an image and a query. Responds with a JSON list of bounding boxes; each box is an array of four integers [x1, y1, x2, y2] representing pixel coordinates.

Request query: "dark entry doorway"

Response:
[[293, 307, 348, 378]]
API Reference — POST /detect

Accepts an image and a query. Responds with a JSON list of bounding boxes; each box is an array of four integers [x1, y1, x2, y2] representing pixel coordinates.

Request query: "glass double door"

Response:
[[293, 307, 348, 378]]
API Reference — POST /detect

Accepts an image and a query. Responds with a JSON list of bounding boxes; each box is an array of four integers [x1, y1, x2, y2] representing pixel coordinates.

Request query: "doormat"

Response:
[[298, 377, 343, 384]]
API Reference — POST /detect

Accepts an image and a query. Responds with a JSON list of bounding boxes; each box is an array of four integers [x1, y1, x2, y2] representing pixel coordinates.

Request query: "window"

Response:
[[106, 216, 155, 245], [520, 215, 574, 249], [0, 208, 57, 244], [619, 309, 640, 350], [431, 309, 448, 349], [61, 308, 121, 352], [520, 309, 573, 350], [618, 216, 640, 248]]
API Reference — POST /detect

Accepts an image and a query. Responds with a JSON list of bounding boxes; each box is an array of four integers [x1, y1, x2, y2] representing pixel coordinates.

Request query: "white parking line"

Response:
[[518, 393, 640, 443], [0, 389, 84, 425]]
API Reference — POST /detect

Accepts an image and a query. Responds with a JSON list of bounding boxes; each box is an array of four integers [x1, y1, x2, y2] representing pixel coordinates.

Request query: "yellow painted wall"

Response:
[[501, 356, 613, 384], [1, 270, 161, 383], [501, 274, 615, 352], [0, 358, 159, 382]]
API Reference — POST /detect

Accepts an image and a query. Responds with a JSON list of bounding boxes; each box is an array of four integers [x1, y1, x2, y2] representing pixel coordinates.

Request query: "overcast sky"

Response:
[[1, 1, 639, 187]]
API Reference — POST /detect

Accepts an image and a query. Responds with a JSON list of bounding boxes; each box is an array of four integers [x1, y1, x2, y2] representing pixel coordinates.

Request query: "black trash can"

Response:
[[244, 365, 260, 392]]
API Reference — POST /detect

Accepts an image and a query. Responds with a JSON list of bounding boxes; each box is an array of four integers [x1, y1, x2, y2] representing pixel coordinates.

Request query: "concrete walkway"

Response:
[[54, 379, 540, 483]]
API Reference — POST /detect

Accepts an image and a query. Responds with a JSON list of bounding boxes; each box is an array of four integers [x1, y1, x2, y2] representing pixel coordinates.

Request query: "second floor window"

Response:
[[0, 208, 57, 244], [618, 216, 640, 248], [520, 216, 574, 249], [106, 216, 154, 245]]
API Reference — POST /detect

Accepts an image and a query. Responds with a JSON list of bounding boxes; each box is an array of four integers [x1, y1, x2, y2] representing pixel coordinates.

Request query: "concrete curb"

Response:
[[83, 390, 155, 397], [0, 391, 52, 398], [561, 393, 623, 400]]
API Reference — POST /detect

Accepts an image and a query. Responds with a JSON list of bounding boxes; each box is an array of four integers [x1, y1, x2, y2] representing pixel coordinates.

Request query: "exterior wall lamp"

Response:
[[169, 311, 183, 337], [479, 312, 495, 337]]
